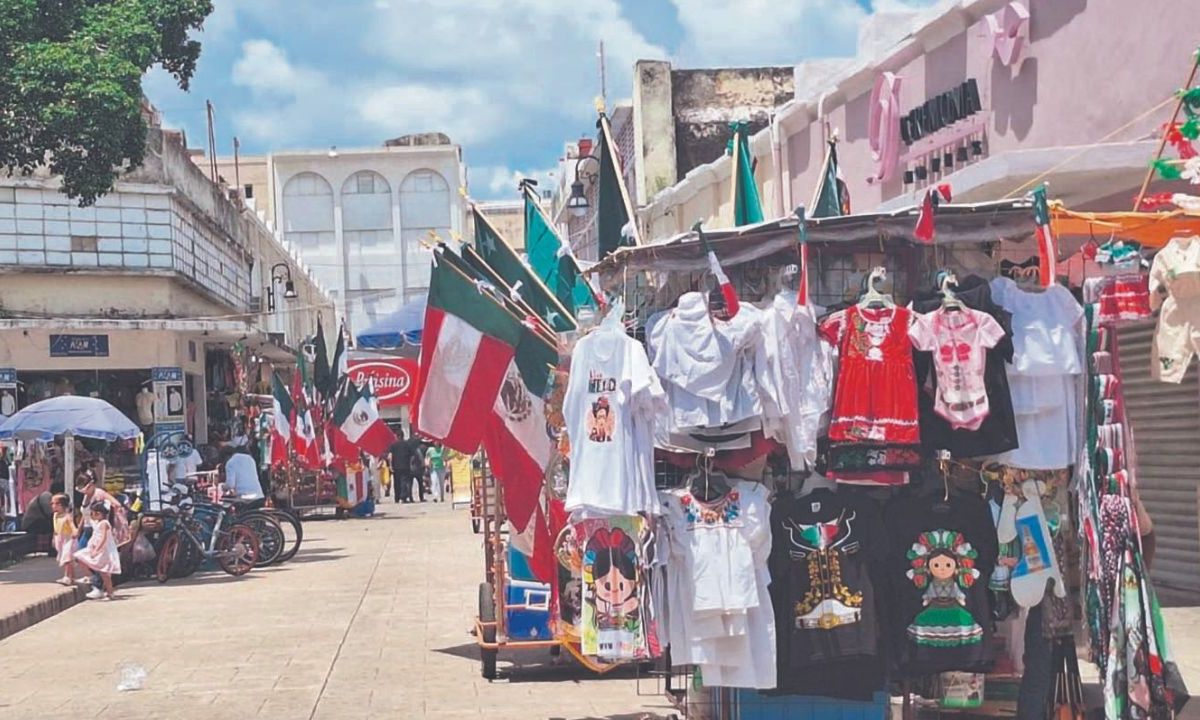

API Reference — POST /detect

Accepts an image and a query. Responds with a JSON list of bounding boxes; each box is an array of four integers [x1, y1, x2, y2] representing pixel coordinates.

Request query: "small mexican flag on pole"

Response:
[[696, 222, 739, 318], [270, 372, 293, 465]]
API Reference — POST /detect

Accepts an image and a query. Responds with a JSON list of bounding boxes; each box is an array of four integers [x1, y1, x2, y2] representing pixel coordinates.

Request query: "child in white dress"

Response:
[[75, 501, 121, 600], [51, 494, 77, 586]]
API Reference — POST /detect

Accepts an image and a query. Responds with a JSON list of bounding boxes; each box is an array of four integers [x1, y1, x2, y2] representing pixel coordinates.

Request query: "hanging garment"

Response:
[[756, 293, 834, 470], [909, 306, 1006, 431], [572, 515, 655, 660], [886, 492, 998, 675], [660, 480, 776, 689], [1084, 273, 1152, 325], [989, 278, 1084, 470], [563, 323, 665, 516], [912, 276, 1019, 457], [768, 488, 888, 700], [820, 305, 922, 473], [1149, 236, 1200, 382], [647, 293, 767, 438]]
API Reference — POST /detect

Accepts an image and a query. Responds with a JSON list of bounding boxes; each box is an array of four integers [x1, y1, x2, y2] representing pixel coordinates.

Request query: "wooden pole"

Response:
[[1133, 52, 1200, 210]]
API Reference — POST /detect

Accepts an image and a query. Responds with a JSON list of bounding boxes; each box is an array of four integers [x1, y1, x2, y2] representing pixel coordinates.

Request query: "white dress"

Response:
[[564, 323, 665, 516], [989, 278, 1084, 469], [75, 519, 121, 575], [660, 480, 776, 689]]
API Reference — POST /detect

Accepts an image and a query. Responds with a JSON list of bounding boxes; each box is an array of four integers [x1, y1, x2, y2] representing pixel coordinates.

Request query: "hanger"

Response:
[[932, 450, 953, 512], [936, 270, 963, 311], [688, 448, 729, 502], [598, 297, 626, 332], [857, 267, 894, 309]]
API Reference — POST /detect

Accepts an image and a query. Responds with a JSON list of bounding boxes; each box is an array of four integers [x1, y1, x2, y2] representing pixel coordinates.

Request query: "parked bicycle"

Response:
[[224, 500, 304, 565], [153, 502, 259, 581]]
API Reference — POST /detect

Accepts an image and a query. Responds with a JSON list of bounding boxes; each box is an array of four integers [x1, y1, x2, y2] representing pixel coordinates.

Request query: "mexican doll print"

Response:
[[906, 529, 984, 648], [575, 517, 651, 660]]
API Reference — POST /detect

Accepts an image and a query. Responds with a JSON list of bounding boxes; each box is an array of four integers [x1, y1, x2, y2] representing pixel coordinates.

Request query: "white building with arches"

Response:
[[214, 140, 466, 336]]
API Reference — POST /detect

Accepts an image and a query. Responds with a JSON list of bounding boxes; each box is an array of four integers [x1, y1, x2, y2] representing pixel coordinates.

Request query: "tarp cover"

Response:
[[355, 297, 426, 350]]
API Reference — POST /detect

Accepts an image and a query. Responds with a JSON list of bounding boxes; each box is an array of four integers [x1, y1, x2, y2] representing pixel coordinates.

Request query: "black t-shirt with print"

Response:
[[885, 491, 998, 676], [769, 488, 888, 699], [912, 275, 1018, 458]]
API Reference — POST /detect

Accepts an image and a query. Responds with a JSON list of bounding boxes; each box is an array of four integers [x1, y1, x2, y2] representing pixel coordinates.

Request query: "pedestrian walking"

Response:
[[389, 432, 414, 503], [75, 501, 120, 601], [426, 443, 446, 503]]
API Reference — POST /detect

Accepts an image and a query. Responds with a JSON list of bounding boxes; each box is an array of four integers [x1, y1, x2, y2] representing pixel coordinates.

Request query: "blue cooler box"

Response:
[[505, 578, 552, 640]]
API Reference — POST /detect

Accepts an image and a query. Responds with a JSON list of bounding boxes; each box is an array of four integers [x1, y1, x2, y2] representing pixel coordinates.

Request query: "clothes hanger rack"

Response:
[[936, 269, 963, 311]]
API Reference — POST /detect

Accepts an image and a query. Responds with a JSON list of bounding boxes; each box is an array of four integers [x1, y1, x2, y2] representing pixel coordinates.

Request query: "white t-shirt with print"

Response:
[[564, 325, 664, 516]]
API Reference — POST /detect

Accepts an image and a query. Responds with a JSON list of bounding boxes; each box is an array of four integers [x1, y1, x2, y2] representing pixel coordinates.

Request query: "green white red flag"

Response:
[[1032, 185, 1057, 287], [331, 379, 396, 460], [481, 324, 558, 531], [270, 372, 293, 465], [412, 251, 525, 453]]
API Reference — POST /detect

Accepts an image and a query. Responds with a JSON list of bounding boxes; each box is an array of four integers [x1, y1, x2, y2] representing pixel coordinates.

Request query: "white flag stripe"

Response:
[[417, 314, 483, 440]]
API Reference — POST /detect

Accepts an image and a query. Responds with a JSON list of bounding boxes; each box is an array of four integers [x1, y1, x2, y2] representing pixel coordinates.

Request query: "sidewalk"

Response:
[[0, 554, 87, 641]]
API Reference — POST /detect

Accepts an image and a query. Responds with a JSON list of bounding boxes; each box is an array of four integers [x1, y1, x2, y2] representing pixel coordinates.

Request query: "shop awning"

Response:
[[1050, 206, 1200, 247], [356, 297, 425, 351], [589, 199, 1037, 275]]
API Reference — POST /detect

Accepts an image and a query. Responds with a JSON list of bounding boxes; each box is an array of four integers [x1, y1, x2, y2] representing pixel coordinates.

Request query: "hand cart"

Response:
[[471, 455, 626, 680]]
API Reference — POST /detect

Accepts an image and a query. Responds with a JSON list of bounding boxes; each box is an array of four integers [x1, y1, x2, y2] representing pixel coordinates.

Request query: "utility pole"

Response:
[[233, 136, 242, 199], [205, 100, 217, 182]]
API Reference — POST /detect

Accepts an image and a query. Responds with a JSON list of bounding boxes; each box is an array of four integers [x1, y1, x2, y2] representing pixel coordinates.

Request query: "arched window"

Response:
[[282, 173, 338, 298], [341, 171, 394, 328], [400, 169, 451, 299]]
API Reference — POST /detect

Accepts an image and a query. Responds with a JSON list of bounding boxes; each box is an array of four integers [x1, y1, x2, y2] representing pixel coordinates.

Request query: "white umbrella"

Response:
[[0, 395, 142, 497]]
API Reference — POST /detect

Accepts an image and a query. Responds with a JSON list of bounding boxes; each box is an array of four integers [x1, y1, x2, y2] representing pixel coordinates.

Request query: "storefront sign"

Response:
[[0, 368, 16, 418], [151, 366, 185, 423], [348, 358, 417, 407], [50, 334, 109, 357], [899, 79, 983, 146]]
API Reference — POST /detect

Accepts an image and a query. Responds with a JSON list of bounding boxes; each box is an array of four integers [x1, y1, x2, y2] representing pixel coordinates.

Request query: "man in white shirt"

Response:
[[169, 444, 202, 483], [221, 448, 264, 501]]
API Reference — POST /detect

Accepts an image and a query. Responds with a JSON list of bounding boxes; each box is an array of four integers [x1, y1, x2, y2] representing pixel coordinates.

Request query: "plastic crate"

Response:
[[732, 690, 889, 720]]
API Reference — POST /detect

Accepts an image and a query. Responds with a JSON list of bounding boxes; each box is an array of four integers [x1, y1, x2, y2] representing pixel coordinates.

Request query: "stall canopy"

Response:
[[355, 297, 425, 351], [0, 395, 141, 443], [590, 200, 1038, 275]]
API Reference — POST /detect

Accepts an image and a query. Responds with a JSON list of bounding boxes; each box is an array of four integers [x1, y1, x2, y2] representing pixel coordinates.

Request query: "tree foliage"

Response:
[[0, 0, 214, 205]]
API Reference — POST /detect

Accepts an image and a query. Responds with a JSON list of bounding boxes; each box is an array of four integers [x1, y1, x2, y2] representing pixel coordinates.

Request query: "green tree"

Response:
[[0, 0, 214, 205]]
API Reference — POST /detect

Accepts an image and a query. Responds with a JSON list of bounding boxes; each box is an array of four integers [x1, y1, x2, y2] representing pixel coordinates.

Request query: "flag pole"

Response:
[[598, 112, 640, 246]]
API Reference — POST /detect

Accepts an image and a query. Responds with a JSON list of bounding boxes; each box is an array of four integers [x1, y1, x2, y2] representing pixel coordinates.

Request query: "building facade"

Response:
[[0, 124, 332, 445], [205, 139, 467, 337]]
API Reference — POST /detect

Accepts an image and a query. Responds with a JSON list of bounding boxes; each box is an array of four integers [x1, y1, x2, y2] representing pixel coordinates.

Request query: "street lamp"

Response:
[[266, 262, 298, 313], [567, 154, 599, 218]]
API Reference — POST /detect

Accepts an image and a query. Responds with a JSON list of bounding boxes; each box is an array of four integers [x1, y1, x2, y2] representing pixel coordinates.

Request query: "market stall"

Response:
[[474, 196, 1189, 718]]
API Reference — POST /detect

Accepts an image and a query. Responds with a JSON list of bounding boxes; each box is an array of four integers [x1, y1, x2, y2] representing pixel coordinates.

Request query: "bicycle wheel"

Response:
[[216, 523, 259, 576], [240, 512, 284, 567], [156, 531, 179, 583], [267, 509, 304, 563]]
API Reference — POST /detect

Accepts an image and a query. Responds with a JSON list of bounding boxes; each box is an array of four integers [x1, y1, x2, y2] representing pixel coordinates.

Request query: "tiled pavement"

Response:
[[0, 504, 673, 720]]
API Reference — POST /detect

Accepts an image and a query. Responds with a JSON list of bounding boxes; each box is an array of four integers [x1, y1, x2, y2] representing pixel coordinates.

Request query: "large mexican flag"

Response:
[[413, 251, 526, 453], [482, 323, 558, 531]]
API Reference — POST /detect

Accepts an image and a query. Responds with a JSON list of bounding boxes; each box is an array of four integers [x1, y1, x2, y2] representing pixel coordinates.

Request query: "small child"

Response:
[[74, 501, 121, 601], [50, 494, 76, 586]]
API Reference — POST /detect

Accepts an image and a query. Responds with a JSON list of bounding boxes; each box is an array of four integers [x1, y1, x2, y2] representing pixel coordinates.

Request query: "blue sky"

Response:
[[144, 0, 932, 199]]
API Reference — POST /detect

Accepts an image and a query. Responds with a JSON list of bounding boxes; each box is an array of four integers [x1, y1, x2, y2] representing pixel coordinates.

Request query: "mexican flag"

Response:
[[413, 251, 525, 453], [729, 121, 765, 227], [1031, 185, 1057, 287], [811, 140, 849, 219], [270, 372, 293, 465], [313, 316, 332, 401], [294, 390, 321, 469], [331, 379, 396, 460], [481, 324, 557, 532], [697, 224, 739, 318], [336, 465, 370, 507], [474, 206, 575, 332], [522, 184, 595, 314]]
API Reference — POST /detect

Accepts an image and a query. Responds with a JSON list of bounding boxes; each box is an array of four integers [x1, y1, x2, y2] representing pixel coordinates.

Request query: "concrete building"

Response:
[[202, 137, 467, 337], [0, 122, 333, 446], [474, 199, 525, 250]]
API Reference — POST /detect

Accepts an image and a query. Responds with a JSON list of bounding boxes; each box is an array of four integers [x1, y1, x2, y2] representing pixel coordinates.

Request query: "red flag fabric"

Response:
[[914, 183, 952, 243]]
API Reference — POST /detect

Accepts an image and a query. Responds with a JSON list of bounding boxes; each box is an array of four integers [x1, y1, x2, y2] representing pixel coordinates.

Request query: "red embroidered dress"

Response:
[[820, 306, 922, 472]]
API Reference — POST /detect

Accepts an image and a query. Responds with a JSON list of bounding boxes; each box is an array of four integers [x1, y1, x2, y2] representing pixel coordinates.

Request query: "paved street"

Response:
[[0, 504, 672, 720]]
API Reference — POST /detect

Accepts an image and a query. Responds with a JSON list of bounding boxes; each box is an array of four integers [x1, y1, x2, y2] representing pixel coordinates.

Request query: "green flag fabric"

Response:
[[522, 187, 595, 313], [596, 114, 637, 260], [730, 122, 765, 226], [473, 208, 576, 332], [811, 140, 847, 219]]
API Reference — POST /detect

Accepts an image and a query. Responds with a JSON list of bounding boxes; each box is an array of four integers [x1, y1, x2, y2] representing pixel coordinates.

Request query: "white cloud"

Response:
[[231, 40, 325, 99], [668, 0, 939, 66], [473, 165, 560, 197]]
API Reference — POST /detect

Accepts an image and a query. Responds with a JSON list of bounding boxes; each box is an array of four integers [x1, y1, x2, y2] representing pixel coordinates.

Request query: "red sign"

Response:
[[348, 358, 417, 407]]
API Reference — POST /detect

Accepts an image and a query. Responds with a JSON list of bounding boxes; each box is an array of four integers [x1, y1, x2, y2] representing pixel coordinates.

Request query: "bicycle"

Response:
[[154, 502, 260, 581], [220, 499, 304, 565]]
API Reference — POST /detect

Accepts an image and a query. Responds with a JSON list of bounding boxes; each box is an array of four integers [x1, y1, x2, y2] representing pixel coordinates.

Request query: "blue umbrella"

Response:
[[356, 296, 426, 350], [0, 395, 142, 442]]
